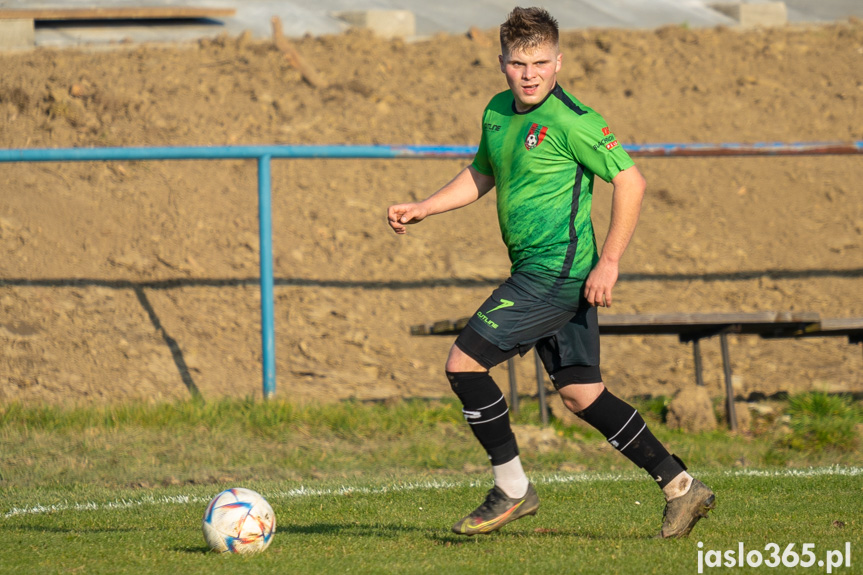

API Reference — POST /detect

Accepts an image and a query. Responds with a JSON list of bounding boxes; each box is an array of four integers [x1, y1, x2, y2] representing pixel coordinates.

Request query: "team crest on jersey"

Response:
[[524, 123, 548, 150]]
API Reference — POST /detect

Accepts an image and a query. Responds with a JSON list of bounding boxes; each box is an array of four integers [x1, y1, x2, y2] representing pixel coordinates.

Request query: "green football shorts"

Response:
[[455, 275, 602, 387]]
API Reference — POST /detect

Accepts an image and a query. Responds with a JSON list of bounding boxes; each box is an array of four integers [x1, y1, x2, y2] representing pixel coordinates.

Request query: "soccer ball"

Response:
[[202, 487, 276, 554]]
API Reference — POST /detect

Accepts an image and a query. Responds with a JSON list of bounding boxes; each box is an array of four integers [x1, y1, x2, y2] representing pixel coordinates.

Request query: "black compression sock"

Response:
[[446, 371, 519, 465], [576, 388, 681, 485]]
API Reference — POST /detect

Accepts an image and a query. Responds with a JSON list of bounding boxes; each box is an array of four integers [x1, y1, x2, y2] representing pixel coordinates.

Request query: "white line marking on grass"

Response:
[[4, 465, 860, 519], [712, 466, 863, 478], [3, 494, 214, 519]]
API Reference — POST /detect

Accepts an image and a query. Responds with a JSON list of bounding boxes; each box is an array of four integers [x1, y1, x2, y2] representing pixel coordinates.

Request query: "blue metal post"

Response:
[[258, 155, 276, 398]]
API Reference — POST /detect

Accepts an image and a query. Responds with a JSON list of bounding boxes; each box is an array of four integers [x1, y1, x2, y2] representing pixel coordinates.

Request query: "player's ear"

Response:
[[555, 51, 562, 73], [498, 53, 505, 73]]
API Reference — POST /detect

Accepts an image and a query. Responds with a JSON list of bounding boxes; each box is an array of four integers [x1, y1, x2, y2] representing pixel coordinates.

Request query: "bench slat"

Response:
[[814, 317, 863, 332]]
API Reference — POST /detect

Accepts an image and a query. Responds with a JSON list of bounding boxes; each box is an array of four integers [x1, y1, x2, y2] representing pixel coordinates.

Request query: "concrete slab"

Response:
[[712, 2, 789, 27], [0, 18, 34, 49], [334, 10, 416, 39], [740, 0, 862, 24]]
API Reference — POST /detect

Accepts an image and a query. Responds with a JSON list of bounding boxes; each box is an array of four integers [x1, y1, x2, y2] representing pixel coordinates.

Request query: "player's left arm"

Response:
[[584, 165, 646, 307]]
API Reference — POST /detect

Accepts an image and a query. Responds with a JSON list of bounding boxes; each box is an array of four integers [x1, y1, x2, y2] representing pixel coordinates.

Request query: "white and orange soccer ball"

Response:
[[202, 487, 276, 554]]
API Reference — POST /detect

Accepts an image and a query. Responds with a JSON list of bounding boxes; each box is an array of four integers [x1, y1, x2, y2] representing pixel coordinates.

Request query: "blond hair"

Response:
[[499, 6, 559, 55]]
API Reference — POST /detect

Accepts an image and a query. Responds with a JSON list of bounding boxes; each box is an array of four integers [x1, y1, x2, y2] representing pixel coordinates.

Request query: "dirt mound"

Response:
[[1, 23, 862, 406]]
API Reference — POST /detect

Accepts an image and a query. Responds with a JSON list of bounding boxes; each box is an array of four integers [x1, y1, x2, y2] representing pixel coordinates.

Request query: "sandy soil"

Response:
[[1, 22, 862, 407]]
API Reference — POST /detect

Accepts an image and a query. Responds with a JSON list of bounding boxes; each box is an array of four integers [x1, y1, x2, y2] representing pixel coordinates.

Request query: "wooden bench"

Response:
[[410, 311, 863, 430], [0, 8, 236, 21]]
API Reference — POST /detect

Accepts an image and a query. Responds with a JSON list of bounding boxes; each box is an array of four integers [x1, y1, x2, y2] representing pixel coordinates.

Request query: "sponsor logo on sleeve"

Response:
[[592, 134, 617, 151]]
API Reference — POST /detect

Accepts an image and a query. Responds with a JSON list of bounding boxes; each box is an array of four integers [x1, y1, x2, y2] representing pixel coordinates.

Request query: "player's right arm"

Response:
[[387, 165, 495, 234]]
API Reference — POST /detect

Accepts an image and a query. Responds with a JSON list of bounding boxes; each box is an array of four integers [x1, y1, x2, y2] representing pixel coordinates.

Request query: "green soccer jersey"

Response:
[[472, 84, 635, 310]]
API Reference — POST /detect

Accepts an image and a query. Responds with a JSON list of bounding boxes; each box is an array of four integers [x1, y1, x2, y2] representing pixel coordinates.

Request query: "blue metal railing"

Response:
[[1, 141, 860, 398]]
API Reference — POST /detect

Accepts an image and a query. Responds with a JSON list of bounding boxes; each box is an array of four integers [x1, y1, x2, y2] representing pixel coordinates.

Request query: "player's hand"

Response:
[[584, 259, 619, 307], [387, 202, 429, 234]]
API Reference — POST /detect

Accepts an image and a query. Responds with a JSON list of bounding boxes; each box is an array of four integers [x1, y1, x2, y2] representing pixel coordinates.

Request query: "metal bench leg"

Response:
[[693, 338, 705, 387], [507, 357, 519, 416], [720, 333, 738, 431], [534, 349, 548, 426]]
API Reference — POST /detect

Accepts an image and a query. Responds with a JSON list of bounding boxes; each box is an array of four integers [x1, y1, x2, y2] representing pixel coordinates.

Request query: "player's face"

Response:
[[499, 42, 562, 112]]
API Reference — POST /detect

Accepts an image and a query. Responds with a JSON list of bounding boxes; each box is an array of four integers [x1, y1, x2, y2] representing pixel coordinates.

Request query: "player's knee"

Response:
[[445, 344, 484, 374], [559, 381, 605, 413], [549, 365, 604, 412], [561, 396, 581, 414]]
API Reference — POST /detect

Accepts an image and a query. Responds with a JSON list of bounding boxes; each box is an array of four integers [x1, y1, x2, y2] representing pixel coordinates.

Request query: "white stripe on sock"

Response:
[[607, 409, 638, 443], [618, 423, 646, 452]]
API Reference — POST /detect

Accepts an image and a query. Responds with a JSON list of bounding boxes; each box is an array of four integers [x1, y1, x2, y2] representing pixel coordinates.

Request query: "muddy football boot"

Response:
[[451, 483, 539, 535], [659, 479, 715, 538]]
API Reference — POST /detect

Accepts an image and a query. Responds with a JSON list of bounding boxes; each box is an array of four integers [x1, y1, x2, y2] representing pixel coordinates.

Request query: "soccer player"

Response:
[[387, 6, 715, 538]]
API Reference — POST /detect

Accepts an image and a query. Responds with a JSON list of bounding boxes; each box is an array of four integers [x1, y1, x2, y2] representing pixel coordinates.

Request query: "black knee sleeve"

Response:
[[447, 371, 519, 465], [576, 388, 672, 480]]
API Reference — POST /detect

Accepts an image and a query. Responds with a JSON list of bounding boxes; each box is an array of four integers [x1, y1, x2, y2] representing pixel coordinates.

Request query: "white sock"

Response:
[[662, 471, 694, 501], [493, 456, 529, 499]]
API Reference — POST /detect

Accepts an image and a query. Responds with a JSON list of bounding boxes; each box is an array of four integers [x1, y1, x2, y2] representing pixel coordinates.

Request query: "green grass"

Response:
[[0, 395, 861, 573], [3, 395, 860, 489], [781, 392, 861, 452], [2, 472, 860, 574]]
